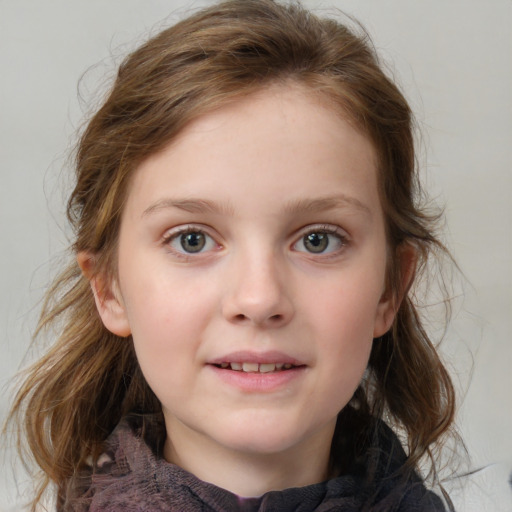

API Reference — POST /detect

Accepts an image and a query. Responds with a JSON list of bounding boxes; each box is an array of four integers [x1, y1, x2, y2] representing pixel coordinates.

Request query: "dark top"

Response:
[[59, 414, 447, 511]]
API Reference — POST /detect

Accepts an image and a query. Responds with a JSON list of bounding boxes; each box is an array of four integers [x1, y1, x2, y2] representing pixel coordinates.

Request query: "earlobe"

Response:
[[372, 297, 396, 339], [373, 243, 418, 338], [396, 242, 418, 300], [77, 252, 132, 337]]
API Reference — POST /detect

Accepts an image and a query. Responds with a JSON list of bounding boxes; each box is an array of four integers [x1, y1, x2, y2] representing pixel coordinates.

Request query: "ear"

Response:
[[77, 252, 132, 337], [373, 243, 417, 338]]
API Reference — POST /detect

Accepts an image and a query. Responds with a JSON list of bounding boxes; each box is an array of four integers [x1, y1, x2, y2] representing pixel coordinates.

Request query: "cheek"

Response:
[[120, 278, 211, 381], [301, 269, 383, 388], [306, 270, 384, 340], [121, 261, 219, 332]]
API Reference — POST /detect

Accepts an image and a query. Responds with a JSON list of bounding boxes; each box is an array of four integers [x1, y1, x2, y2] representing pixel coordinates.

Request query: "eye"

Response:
[[293, 227, 346, 255], [164, 228, 218, 255]]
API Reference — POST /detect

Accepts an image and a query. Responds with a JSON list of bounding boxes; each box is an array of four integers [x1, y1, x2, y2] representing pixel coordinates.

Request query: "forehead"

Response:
[[125, 84, 380, 220]]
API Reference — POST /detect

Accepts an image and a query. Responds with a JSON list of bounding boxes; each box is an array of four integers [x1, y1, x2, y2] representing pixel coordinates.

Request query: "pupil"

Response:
[[304, 233, 328, 253], [181, 232, 205, 253]]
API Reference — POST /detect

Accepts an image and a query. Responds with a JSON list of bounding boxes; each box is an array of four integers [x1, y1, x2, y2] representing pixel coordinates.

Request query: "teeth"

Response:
[[218, 362, 295, 373], [242, 362, 259, 372]]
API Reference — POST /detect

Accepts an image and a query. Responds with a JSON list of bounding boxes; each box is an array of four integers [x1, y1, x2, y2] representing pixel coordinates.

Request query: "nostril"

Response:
[[232, 313, 283, 323]]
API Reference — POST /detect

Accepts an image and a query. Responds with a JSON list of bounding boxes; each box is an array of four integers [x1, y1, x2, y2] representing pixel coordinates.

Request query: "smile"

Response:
[[214, 362, 298, 373], [208, 359, 306, 393]]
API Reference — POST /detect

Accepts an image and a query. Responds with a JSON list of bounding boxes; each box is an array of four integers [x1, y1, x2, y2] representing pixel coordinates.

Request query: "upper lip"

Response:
[[207, 350, 305, 366]]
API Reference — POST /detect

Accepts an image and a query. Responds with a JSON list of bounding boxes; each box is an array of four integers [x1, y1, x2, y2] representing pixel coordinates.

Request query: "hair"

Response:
[[8, 0, 457, 508]]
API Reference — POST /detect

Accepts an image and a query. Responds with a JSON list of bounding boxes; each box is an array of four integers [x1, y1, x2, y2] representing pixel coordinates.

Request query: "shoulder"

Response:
[[330, 415, 448, 512], [371, 423, 447, 511], [58, 414, 178, 511]]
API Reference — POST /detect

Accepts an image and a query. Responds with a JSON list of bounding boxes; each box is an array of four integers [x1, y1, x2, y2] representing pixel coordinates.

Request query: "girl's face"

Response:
[[97, 85, 395, 473]]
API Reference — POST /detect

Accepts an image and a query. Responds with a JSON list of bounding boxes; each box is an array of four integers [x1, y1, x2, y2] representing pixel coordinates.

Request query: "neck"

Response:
[[163, 419, 336, 497]]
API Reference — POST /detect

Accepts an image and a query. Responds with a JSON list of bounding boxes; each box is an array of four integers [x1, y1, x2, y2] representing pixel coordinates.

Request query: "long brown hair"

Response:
[[8, 0, 457, 508]]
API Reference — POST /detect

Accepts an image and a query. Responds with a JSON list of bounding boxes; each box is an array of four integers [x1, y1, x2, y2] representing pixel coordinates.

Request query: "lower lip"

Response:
[[207, 365, 306, 392]]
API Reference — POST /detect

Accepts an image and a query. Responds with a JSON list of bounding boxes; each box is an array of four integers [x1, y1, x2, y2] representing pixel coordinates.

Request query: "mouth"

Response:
[[207, 352, 306, 391], [212, 362, 302, 373]]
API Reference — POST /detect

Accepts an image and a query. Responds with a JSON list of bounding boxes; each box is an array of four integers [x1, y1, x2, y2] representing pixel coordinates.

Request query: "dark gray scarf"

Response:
[[59, 414, 446, 511]]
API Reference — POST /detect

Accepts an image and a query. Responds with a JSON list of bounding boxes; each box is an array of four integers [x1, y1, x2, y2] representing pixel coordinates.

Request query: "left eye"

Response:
[[293, 230, 345, 254], [166, 229, 217, 254]]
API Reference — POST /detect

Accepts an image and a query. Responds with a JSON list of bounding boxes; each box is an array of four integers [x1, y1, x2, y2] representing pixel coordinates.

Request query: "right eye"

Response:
[[292, 226, 347, 256], [164, 228, 218, 255]]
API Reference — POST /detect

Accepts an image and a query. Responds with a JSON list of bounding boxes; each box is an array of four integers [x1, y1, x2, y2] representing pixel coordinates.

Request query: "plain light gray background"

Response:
[[1, 1, 511, 510]]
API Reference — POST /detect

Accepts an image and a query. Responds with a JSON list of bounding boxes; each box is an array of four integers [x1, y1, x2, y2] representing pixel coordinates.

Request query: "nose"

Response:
[[222, 251, 294, 328]]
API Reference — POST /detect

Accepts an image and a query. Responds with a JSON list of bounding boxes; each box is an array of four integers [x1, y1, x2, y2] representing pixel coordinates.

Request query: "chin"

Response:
[[222, 435, 301, 456], [211, 419, 325, 457]]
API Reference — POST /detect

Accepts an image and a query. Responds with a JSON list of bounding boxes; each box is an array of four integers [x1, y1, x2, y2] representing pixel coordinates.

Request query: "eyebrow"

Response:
[[142, 198, 235, 217], [142, 194, 371, 218], [283, 195, 372, 217]]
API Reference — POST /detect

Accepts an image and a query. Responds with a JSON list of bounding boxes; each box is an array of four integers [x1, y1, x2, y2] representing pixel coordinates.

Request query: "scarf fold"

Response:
[[60, 414, 446, 511]]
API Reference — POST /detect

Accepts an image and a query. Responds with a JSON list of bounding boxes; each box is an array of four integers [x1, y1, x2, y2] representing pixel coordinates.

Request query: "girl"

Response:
[[8, 0, 458, 510]]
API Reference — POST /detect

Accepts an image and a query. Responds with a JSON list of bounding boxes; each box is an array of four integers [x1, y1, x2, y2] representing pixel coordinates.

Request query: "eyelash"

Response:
[[161, 224, 349, 258], [162, 226, 219, 259], [292, 224, 348, 257]]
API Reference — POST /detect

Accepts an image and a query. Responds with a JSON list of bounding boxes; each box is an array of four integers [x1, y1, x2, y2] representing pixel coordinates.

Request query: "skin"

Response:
[[81, 84, 409, 497]]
